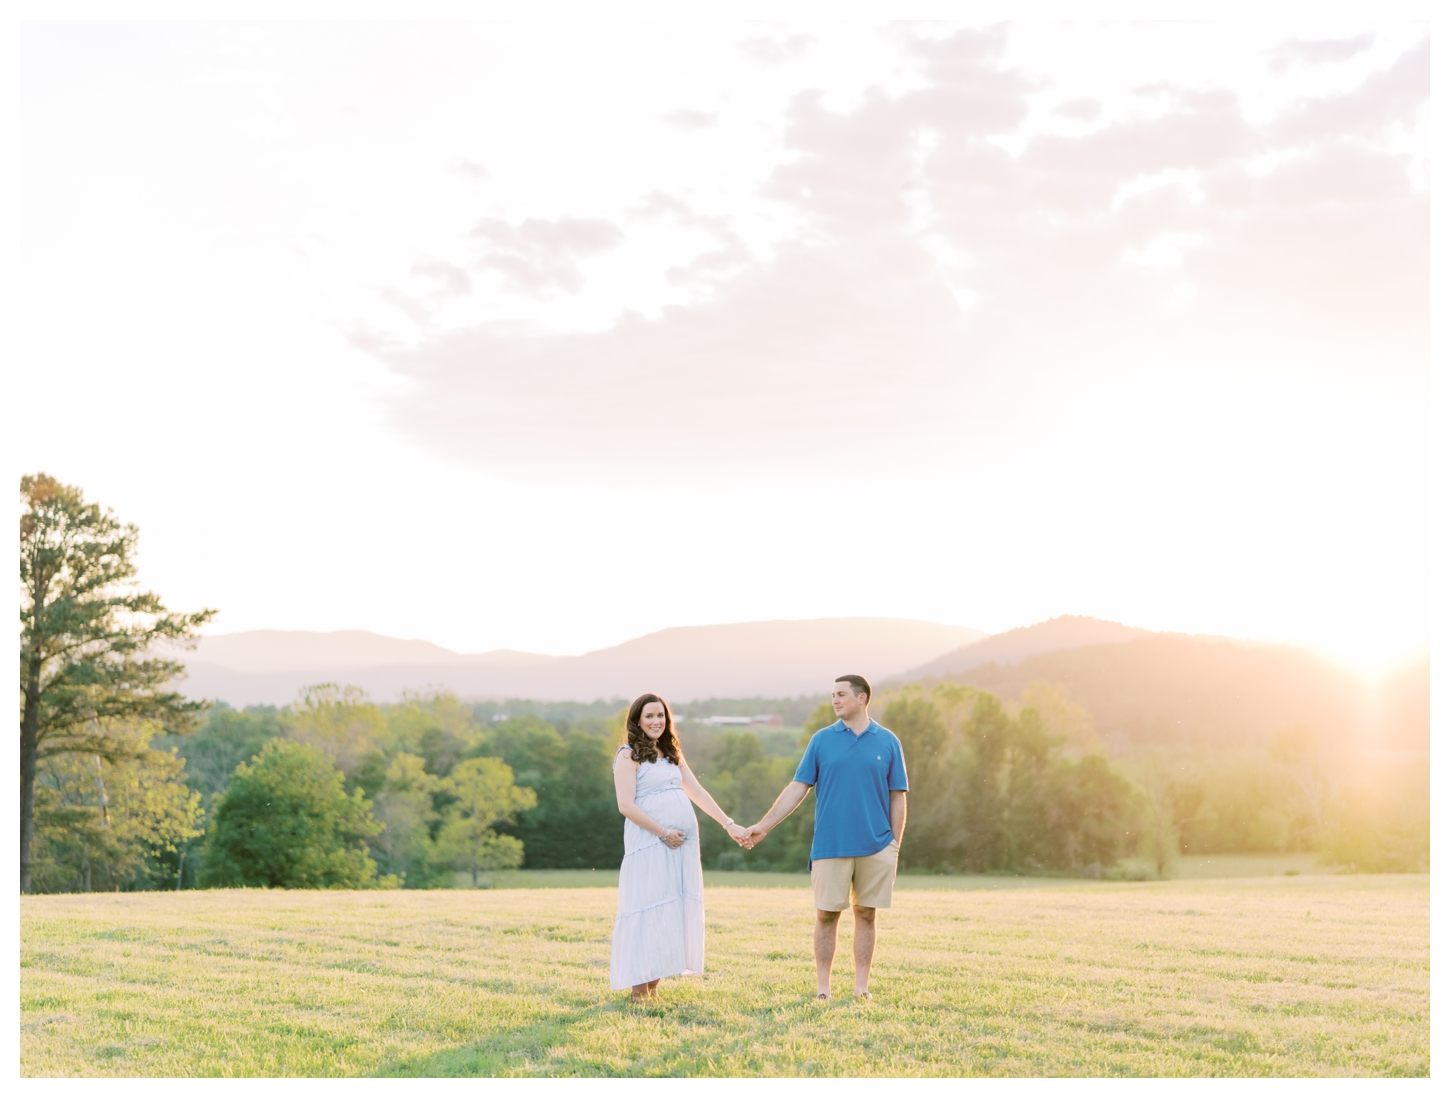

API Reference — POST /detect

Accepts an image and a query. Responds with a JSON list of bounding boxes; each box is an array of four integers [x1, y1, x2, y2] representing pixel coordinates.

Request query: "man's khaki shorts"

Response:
[[811, 839, 900, 912]]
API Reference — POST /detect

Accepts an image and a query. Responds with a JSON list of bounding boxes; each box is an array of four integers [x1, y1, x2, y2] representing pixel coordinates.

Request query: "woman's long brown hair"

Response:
[[624, 693, 682, 765]]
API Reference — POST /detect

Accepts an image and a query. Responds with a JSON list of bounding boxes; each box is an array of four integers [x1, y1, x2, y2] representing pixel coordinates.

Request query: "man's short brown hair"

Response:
[[835, 674, 871, 702]]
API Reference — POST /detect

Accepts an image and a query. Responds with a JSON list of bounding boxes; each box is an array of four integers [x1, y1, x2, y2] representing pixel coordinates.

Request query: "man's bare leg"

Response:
[[852, 906, 877, 995], [815, 909, 842, 997]]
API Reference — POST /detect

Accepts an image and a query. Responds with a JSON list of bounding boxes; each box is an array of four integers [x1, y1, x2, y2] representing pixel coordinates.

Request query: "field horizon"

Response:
[[21, 871, 1428, 1077], [446, 852, 1336, 892]]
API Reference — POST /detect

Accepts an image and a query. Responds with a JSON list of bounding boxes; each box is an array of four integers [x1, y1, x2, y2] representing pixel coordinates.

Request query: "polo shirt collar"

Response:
[[834, 719, 878, 736]]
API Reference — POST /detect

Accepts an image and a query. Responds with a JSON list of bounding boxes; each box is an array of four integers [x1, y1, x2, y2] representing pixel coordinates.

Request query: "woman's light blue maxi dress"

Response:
[[609, 753, 706, 990]]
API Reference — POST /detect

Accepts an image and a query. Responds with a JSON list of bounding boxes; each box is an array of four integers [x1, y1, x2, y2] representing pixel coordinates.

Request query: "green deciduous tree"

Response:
[[1044, 753, 1139, 872], [1010, 682, 1103, 754], [883, 689, 948, 765], [198, 739, 390, 889], [160, 704, 284, 803], [20, 473, 215, 893], [285, 684, 388, 787], [881, 688, 955, 867], [470, 715, 622, 869], [954, 691, 1015, 870], [156, 704, 286, 889], [1171, 754, 1296, 854], [691, 731, 813, 871], [1130, 750, 1183, 880], [1269, 723, 1339, 849], [385, 691, 479, 779], [861, 687, 1139, 875], [801, 700, 836, 741], [370, 752, 449, 887], [29, 723, 203, 892], [1318, 758, 1428, 873], [438, 756, 536, 887]]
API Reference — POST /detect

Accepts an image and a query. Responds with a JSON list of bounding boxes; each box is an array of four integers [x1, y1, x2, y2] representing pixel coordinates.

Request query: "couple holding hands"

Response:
[[609, 675, 909, 1001]]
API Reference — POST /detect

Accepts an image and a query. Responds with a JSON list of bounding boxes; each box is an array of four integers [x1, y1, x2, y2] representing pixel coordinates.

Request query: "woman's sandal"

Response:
[[815, 992, 829, 1000]]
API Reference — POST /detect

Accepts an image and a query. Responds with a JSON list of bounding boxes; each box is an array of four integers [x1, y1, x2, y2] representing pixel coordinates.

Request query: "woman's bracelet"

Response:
[[721, 816, 734, 830]]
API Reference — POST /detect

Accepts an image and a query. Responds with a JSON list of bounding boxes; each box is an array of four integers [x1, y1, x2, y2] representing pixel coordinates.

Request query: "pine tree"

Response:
[[20, 474, 214, 892]]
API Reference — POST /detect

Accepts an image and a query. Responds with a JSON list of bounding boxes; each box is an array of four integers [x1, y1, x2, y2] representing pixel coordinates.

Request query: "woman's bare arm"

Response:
[[679, 760, 731, 826], [681, 760, 753, 847]]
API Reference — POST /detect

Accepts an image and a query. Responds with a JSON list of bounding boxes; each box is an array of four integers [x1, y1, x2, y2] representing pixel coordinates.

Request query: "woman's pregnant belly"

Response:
[[624, 788, 696, 851]]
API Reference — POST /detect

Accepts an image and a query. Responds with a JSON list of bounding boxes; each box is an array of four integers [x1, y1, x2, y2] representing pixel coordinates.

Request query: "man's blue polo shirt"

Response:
[[794, 719, 909, 864]]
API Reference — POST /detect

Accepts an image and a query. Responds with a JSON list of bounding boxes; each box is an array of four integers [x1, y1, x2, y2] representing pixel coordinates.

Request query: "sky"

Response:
[[10, 19, 1432, 677]]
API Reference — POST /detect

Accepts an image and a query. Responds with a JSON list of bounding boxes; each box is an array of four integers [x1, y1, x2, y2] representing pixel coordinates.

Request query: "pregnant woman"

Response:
[[610, 692, 751, 999]]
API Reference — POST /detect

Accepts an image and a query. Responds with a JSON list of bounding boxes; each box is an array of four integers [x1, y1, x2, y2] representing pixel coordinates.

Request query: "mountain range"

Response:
[[175, 617, 986, 706], [908, 633, 1429, 754], [900, 616, 1156, 679], [173, 615, 1428, 754]]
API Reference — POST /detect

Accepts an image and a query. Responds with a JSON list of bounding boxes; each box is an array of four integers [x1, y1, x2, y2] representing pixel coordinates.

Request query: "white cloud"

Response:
[[367, 28, 1427, 486]]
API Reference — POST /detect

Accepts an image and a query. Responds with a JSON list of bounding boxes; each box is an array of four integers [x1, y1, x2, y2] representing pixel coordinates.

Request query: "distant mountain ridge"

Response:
[[177, 617, 987, 706], [174, 615, 1430, 755], [901, 615, 1157, 679], [916, 635, 1429, 754], [185, 629, 554, 673]]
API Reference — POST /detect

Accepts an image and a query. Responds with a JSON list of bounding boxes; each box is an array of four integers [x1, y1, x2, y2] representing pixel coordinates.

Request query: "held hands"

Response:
[[727, 821, 769, 849], [726, 822, 754, 849]]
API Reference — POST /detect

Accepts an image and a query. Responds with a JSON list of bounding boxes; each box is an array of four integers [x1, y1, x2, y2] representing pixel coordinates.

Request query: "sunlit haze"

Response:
[[12, 20, 1430, 681]]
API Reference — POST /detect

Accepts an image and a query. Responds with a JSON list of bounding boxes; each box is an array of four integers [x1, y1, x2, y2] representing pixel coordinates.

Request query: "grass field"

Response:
[[21, 872, 1427, 1077]]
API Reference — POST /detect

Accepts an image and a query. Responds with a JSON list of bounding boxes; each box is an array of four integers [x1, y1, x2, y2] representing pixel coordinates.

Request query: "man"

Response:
[[746, 674, 908, 999]]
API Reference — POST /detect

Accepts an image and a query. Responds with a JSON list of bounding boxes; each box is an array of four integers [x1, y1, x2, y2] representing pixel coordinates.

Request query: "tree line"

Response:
[[20, 473, 1426, 892], [31, 675, 1426, 893]]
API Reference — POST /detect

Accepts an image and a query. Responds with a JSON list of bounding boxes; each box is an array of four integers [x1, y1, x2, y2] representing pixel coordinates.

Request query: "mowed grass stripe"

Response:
[[21, 875, 1427, 1077]]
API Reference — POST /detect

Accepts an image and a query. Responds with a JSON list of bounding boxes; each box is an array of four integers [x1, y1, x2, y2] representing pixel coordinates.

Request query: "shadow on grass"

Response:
[[373, 1002, 602, 1077], [371, 990, 840, 1078]]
